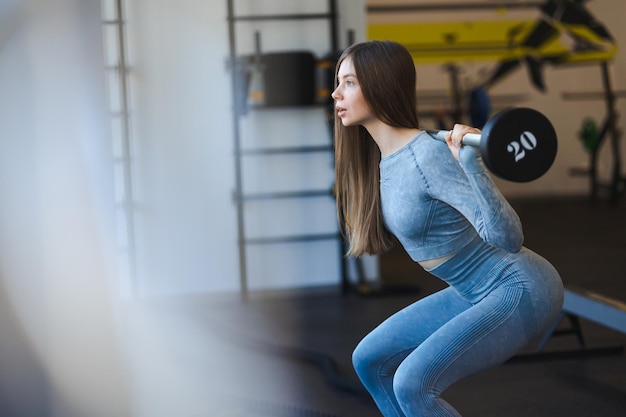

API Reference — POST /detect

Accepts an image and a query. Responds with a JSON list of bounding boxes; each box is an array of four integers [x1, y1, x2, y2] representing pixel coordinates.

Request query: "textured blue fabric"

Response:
[[354, 132, 564, 416], [380, 131, 523, 262]]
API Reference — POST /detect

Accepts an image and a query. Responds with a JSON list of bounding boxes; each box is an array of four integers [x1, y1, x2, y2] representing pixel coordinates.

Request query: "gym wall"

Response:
[[1, 1, 624, 306]]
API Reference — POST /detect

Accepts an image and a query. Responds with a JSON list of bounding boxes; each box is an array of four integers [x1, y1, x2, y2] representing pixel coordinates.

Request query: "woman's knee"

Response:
[[392, 361, 430, 412], [393, 360, 460, 416], [394, 354, 427, 390], [352, 335, 410, 382], [352, 338, 376, 377]]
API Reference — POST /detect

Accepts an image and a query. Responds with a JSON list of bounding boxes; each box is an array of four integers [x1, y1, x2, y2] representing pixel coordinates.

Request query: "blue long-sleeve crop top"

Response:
[[379, 131, 523, 262]]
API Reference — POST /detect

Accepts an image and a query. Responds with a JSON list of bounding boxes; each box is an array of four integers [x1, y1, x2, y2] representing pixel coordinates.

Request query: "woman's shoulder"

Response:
[[409, 131, 462, 179], [411, 131, 453, 160], [382, 131, 444, 161], [380, 131, 453, 178]]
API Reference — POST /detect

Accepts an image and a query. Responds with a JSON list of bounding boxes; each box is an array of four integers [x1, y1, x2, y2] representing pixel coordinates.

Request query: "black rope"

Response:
[[242, 398, 343, 417], [249, 339, 368, 396], [205, 317, 370, 398]]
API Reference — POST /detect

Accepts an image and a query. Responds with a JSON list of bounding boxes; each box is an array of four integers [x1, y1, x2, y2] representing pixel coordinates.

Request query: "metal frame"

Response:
[[102, 0, 137, 297], [227, 0, 341, 298]]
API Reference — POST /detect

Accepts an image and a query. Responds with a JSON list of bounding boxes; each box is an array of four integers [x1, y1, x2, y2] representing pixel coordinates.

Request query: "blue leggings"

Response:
[[352, 237, 564, 416]]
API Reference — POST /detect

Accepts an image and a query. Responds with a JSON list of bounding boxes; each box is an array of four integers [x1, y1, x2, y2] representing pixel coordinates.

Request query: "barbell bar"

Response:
[[427, 107, 558, 182]]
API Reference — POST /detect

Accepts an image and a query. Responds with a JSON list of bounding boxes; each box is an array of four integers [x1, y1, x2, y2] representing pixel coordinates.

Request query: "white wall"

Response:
[[121, 0, 238, 296], [0, 0, 365, 415], [122, 0, 367, 294]]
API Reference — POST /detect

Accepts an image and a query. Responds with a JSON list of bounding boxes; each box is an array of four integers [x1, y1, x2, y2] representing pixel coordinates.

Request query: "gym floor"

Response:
[[130, 196, 626, 417]]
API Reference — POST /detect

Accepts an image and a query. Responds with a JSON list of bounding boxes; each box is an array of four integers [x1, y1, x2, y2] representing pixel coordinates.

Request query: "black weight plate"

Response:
[[480, 108, 558, 182]]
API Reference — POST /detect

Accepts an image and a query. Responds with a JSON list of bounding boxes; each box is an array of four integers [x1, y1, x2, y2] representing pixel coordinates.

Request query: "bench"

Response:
[[535, 286, 626, 353]]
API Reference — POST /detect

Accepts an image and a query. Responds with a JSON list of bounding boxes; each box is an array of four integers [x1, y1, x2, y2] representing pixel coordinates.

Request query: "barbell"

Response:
[[427, 107, 558, 182]]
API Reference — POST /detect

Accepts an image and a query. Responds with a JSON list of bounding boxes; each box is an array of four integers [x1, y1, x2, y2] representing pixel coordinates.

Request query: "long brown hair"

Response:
[[334, 40, 419, 257]]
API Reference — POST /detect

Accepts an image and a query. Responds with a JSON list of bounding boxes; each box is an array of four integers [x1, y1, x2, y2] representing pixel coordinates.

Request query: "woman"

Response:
[[331, 40, 564, 417]]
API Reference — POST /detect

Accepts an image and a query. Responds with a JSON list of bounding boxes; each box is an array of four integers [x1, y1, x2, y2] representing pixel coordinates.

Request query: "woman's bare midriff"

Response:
[[418, 253, 454, 271]]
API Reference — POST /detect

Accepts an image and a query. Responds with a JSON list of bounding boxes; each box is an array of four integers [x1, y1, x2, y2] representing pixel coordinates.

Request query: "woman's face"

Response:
[[331, 57, 374, 127]]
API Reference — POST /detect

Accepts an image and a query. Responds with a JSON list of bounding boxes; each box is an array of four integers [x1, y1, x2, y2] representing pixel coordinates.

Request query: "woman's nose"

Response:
[[331, 86, 340, 100]]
